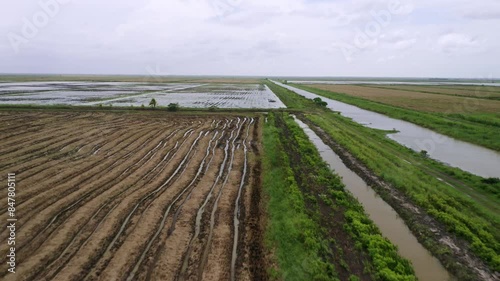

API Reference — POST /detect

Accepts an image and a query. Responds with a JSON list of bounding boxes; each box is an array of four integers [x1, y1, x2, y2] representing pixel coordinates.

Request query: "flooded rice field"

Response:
[[0, 82, 286, 109]]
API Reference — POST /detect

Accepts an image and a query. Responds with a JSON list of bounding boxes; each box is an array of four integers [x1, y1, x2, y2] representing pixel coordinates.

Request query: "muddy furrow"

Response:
[[0, 126, 132, 229], [0, 122, 116, 170], [0, 125, 45, 142], [0, 113, 261, 281], [0, 113, 93, 143], [69, 129, 202, 280], [202, 120, 223, 174], [146, 131, 231, 281], [0, 114, 142, 156], [0, 125, 166, 247], [2, 125, 120, 179], [0, 124, 160, 228], [56, 128, 201, 280], [80, 129, 207, 280], [26, 127, 184, 279], [0, 123, 153, 208], [0, 115, 111, 156], [230, 118, 253, 281], [177, 130, 232, 281], [108, 126, 184, 169], [37, 202, 121, 281], [118, 129, 178, 177], [142, 130, 198, 182], [198, 117, 246, 279], [6, 126, 123, 186], [164, 133, 221, 237], [126, 131, 220, 280], [90, 128, 211, 280], [0, 126, 96, 168], [29, 127, 198, 281], [7, 127, 168, 237], [110, 122, 235, 281], [0, 125, 195, 278], [197, 120, 246, 281], [12, 119, 164, 185], [0, 114, 125, 150]]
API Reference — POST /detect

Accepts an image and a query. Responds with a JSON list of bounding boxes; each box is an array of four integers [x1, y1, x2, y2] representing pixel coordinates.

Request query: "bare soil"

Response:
[[0, 111, 265, 281]]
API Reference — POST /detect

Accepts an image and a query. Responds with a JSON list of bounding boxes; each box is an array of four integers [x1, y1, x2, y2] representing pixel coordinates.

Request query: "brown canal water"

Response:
[[293, 116, 455, 281]]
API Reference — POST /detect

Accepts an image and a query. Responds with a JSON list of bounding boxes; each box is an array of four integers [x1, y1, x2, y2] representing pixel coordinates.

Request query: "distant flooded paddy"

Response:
[[0, 82, 286, 109]]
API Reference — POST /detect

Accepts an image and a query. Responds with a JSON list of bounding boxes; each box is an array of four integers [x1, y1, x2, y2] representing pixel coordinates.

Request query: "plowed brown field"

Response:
[[0, 111, 264, 281]]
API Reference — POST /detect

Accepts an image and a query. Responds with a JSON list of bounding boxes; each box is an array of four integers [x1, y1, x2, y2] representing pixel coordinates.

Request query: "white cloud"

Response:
[[464, 10, 500, 20], [393, 38, 417, 50], [380, 30, 418, 50], [377, 55, 396, 63], [437, 33, 479, 53], [0, 0, 499, 77], [456, 0, 500, 20]]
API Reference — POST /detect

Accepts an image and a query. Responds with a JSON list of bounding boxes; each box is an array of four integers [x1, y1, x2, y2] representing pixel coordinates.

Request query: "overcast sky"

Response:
[[1, 0, 499, 78]]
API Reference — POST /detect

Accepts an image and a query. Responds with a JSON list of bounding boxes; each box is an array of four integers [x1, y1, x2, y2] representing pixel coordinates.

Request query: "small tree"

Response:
[[420, 150, 429, 158], [149, 98, 157, 109], [167, 103, 179, 112], [313, 97, 327, 107]]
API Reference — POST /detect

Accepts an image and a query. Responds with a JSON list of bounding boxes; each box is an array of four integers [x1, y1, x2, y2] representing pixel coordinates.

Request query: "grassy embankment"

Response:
[[263, 112, 416, 281], [292, 84, 500, 151], [266, 81, 500, 278]]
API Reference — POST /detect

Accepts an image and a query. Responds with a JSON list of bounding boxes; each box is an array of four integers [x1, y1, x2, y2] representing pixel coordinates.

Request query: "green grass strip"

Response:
[[280, 114, 416, 281], [262, 113, 338, 280]]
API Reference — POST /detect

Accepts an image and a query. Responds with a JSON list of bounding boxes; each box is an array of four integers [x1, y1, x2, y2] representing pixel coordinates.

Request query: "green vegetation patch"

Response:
[[266, 81, 499, 278], [308, 112, 500, 273], [263, 111, 416, 280], [262, 113, 339, 281]]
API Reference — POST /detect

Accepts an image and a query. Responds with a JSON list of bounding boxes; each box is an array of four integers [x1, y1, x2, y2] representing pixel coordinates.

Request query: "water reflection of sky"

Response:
[[0, 82, 286, 109]]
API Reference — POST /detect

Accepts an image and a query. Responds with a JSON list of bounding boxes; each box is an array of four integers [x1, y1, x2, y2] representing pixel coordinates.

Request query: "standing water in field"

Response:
[[292, 116, 455, 281], [273, 81, 500, 178], [0, 82, 287, 109]]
